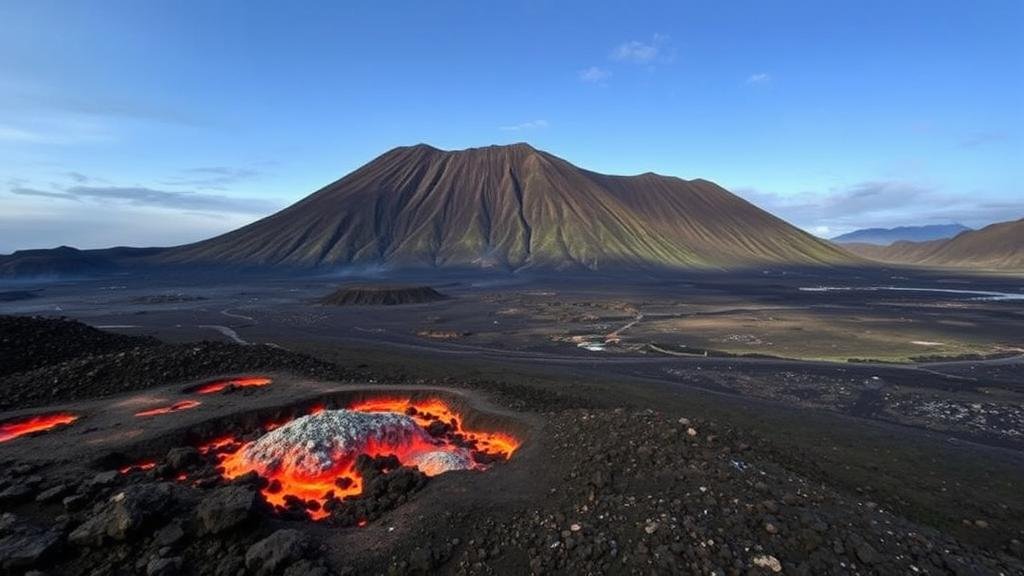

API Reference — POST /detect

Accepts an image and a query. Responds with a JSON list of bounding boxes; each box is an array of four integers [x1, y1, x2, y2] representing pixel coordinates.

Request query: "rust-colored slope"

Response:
[[843, 219, 1024, 270], [162, 143, 856, 270]]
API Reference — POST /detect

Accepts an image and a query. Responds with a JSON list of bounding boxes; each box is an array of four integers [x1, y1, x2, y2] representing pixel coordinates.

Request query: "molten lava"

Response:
[[119, 461, 157, 474], [135, 400, 202, 417], [350, 397, 520, 458], [0, 413, 79, 443], [192, 376, 272, 395], [200, 398, 520, 521]]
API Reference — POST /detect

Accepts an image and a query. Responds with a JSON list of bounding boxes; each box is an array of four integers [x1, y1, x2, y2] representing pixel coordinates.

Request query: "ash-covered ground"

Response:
[[1, 311, 1023, 575]]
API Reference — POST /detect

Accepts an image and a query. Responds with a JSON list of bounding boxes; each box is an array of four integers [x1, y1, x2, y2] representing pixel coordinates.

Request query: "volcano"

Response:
[[161, 143, 854, 271]]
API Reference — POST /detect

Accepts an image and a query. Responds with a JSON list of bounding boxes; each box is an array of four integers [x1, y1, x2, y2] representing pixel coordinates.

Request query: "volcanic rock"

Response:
[[147, 556, 183, 576], [166, 447, 200, 471], [318, 285, 448, 306], [69, 483, 180, 546], [153, 522, 186, 548], [0, 484, 34, 505], [195, 486, 256, 535], [34, 484, 68, 503], [0, 527, 61, 571], [244, 529, 309, 576]]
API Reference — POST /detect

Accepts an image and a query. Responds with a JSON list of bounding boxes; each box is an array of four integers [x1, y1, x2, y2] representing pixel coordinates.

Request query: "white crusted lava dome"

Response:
[[407, 450, 475, 475], [240, 410, 432, 477]]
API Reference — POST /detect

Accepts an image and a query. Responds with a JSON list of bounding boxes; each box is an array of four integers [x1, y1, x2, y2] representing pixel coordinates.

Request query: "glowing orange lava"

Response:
[[201, 398, 520, 521], [350, 397, 521, 458], [0, 413, 78, 443], [119, 461, 156, 474], [192, 377, 272, 395], [135, 400, 202, 418]]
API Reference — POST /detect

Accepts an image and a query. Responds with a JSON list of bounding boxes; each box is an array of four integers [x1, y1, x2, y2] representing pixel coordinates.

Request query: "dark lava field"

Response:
[[1, 271, 1023, 576]]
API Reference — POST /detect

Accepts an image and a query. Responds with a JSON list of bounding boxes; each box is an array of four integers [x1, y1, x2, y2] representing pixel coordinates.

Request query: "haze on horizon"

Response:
[[1, 0, 1021, 254]]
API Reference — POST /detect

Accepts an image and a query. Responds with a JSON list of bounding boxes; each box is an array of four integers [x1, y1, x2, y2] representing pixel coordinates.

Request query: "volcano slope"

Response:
[[1, 316, 1022, 575], [160, 143, 855, 271]]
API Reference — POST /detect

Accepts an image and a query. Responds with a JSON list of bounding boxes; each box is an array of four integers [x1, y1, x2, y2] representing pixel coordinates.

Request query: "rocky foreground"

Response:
[[1, 316, 1022, 575]]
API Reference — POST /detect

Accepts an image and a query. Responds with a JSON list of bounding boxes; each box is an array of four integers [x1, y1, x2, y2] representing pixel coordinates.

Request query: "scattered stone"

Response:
[[0, 527, 61, 570], [0, 484, 33, 505], [165, 447, 200, 471], [752, 554, 782, 572], [154, 522, 186, 547], [90, 470, 119, 487], [147, 555, 183, 576], [245, 529, 309, 576], [196, 486, 256, 534], [34, 484, 67, 503]]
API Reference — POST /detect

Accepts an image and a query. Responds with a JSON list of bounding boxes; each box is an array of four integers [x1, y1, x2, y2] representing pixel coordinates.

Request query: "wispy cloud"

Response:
[[0, 125, 53, 144], [610, 33, 671, 65], [65, 171, 93, 184], [611, 40, 659, 63], [8, 183, 277, 215], [163, 166, 262, 189], [735, 180, 1024, 235], [65, 185, 276, 214], [0, 120, 112, 145], [746, 72, 771, 85], [499, 119, 549, 132], [6, 86, 200, 126], [578, 66, 612, 83], [11, 187, 78, 200]]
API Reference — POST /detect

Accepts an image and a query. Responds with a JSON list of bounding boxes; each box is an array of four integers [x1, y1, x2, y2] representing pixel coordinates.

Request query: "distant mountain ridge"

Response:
[[0, 246, 162, 278], [843, 218, 1024, 270], [831, 224, 971, 246], [159, 143, 855, 271]]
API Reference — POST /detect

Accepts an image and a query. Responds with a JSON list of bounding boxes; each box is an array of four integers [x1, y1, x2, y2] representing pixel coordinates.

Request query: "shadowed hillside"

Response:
[[161, 143, 856, 271]]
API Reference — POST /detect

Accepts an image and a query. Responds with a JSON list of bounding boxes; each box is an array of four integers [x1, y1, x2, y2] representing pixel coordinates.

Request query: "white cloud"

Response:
[[746, 73, 771, 85], [578, 66, 612, 83], [611, 40, 659, 63], [735, 180, 1024, 235], [499, 120, 549, 132]]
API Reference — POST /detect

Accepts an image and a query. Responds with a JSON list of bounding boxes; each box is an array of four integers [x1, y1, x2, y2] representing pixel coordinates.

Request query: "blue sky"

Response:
[[1, 0, 1021, 252]]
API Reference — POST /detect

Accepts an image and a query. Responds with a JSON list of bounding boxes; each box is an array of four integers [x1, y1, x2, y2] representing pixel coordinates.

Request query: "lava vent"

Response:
[[204, 398, 519, 521], [236, 410, 462, 478]]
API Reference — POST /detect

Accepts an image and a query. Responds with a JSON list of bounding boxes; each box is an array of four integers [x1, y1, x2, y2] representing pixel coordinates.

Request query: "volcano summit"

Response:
[[161, 143, 853, 272]]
